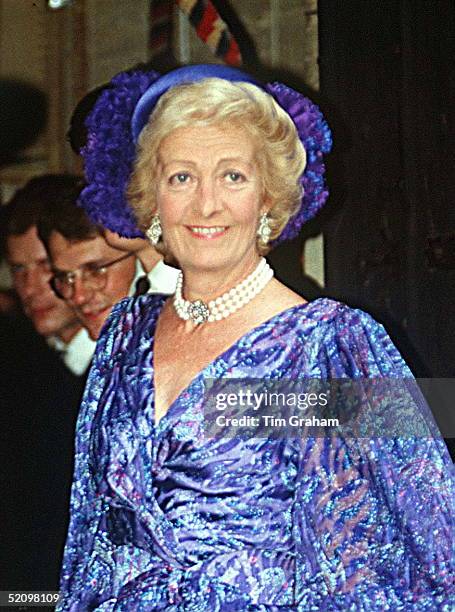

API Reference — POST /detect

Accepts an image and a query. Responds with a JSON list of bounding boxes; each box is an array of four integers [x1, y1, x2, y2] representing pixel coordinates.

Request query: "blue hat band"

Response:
[[131, 64, 261, 142]]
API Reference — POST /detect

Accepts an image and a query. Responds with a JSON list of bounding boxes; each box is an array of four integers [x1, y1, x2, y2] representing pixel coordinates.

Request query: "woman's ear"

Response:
[[260, 191, 273, 215], [260, 201, 272, 216]]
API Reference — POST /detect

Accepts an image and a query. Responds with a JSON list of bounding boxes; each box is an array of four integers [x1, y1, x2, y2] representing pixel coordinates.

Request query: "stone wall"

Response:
[[0, 0, 150, 183]]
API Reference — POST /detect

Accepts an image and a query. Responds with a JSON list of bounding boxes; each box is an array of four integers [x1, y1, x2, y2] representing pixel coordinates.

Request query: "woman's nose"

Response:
[[196, 178, 223, 217]]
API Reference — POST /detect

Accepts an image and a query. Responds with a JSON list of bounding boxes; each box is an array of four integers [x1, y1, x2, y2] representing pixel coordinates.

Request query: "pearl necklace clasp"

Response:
[[173, 258, 274, 324]]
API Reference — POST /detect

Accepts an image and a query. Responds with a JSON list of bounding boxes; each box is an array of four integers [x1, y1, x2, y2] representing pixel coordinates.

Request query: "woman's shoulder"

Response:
[[95, 293, 167, 361], [241, 296, 381, 347], [283, 296, 379, 330], [115, 292, 167, 317], [105, 292, 166, 329], [248, 296, 378, 359], [283, 297, 411, 377], [303, 295, 387, 341]]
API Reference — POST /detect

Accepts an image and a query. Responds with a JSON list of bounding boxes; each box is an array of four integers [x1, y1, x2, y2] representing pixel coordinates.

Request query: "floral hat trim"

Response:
[[79, 69, 160, 238]]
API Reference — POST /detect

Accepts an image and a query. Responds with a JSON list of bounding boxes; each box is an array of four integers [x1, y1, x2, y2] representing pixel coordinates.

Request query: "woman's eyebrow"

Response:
[[216, 157, 254, 167], [159, 159, 197, 169]]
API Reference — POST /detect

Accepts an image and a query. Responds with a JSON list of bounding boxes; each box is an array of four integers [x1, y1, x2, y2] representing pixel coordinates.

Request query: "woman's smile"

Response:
[[187, 225, 229, 239]]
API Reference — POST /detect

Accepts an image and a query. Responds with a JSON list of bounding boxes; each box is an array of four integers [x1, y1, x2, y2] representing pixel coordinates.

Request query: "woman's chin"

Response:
[[182, 258, 231, 274]]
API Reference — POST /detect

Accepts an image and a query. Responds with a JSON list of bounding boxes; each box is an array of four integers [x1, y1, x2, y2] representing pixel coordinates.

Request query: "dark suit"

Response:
[[0, 314, 86, 592]]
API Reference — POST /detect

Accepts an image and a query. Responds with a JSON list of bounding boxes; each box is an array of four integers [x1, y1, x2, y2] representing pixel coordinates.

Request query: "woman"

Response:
[[59, 65, 454, 610]]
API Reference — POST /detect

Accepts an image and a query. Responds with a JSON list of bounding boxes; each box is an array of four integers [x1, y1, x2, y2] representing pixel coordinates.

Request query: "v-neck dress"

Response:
[[58, 295, 454, 611]]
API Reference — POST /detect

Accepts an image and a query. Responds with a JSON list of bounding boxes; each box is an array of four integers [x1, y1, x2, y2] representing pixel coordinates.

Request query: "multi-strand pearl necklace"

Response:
[[173, 258, 274, 324]]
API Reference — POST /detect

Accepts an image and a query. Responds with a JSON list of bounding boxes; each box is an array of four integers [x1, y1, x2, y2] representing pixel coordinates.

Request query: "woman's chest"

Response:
[[153, 334, 229, 423], [152, 321, 250, 423]]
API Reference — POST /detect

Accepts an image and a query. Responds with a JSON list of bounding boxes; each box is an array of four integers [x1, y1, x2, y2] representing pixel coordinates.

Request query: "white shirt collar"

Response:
[[47, 335, 66, 353], [63, 328, 96, 376], [128, 258, 146, 297], [47, 328, 96, 376], [128, 257, 179, 296], [147, 259, 179, 295]]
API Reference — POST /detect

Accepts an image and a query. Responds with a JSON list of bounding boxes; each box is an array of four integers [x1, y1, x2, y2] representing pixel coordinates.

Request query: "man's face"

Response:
[[6, 226, 80, 340], [47, 231, 136, 340]]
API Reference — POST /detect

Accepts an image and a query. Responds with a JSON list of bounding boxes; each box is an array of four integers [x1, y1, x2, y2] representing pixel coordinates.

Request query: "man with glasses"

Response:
[[38, 184, 177, 341], [2, 176, 92, 367], [1, 174, 95, 592], [38, 200, 137, 341], [50, 250, 134, 303]]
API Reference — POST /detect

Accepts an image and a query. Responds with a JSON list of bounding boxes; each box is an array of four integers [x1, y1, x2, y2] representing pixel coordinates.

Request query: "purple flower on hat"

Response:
[[79, 69, 161, 238], [265, 82, 332, 244]]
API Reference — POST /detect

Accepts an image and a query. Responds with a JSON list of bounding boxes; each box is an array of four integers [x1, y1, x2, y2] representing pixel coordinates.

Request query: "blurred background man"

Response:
[[0, 173, 175, 591], [3, 175, 96, 374], [0, 174, 94, 591]]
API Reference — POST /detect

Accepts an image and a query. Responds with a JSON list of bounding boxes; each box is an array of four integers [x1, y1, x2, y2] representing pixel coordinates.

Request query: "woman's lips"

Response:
[[187, 226, 228, 239]]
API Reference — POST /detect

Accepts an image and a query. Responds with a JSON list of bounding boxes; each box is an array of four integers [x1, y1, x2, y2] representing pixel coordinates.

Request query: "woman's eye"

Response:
[[225, 171, 245, 183], [169, 173, 190, 185]]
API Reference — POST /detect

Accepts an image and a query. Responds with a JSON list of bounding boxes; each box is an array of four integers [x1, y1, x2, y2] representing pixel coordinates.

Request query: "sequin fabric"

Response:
[[58, 296, 454, 611]]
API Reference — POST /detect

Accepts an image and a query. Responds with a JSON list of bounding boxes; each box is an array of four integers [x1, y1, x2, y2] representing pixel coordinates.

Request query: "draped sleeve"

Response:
[[293, 306, 455, 610], [58, 299, 135, 611]]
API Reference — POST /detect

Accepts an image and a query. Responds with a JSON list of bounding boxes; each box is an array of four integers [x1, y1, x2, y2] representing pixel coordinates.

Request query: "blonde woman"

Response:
[[59, 65, 454, 611]]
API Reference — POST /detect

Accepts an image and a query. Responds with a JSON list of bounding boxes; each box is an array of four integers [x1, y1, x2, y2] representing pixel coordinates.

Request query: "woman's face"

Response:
[[155, 123, 266, 278]]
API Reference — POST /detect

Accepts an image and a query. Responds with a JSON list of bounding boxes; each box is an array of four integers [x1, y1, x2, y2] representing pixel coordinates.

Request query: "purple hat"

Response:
[[79, 64, 332, 244]]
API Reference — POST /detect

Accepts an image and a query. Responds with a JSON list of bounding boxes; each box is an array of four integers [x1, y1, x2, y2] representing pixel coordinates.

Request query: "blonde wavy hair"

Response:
[[128, 78, 306, 255]]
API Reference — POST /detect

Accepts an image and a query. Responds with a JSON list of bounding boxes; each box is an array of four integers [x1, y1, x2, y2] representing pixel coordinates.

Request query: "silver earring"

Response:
[[146, 214, 162, 245], [257, 213, 271, 245]]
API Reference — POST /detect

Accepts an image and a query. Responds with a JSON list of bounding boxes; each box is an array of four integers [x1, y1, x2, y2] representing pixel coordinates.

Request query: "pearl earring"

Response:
[[146, 214, 162, 245]]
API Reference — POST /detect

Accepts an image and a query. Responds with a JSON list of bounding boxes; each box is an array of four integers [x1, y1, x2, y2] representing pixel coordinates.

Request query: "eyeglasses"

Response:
[[50, 252, 134, 300]]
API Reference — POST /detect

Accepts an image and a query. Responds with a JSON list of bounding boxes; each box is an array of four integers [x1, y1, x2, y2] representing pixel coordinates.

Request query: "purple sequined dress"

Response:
[[58, 296, 454, 611]]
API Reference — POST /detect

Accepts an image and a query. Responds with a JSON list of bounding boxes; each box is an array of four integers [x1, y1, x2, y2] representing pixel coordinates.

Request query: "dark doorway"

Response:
[[318, 0, 455, 378]]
